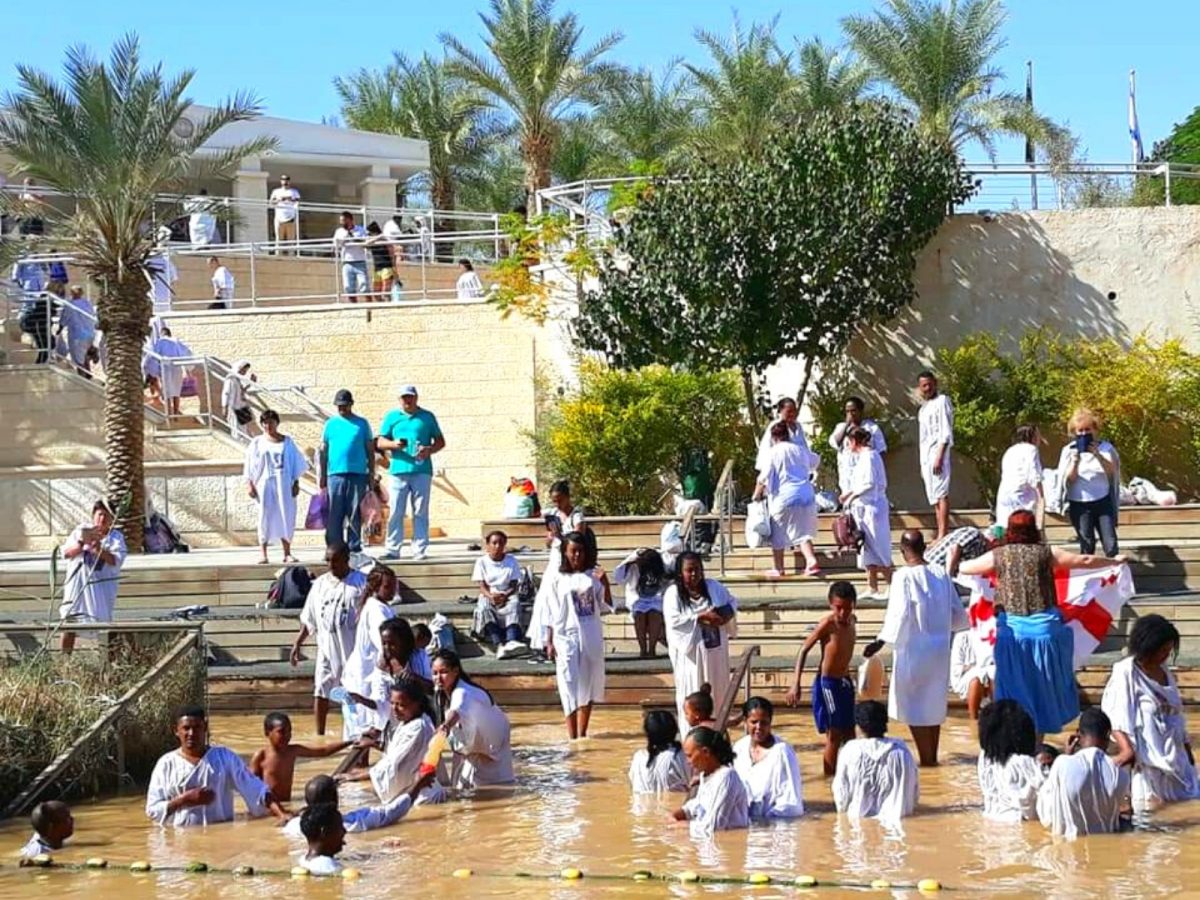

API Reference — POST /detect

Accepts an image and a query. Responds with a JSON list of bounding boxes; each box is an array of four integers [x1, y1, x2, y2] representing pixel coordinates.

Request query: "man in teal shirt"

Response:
[[377, 384, 445, 560], [319, 388, 375, 553]]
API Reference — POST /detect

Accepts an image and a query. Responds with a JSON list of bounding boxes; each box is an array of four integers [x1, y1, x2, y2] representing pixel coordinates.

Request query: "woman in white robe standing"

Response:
[[527, 479, 585, 654], [432, 649, 515, 788], [629, 710, 690, 794], [995, 425, 1044, 535], [977, 699, 1044, 822], [672, 727, 750, 837], [732, 697, 804, 819], [151, 327, 192, 416], [662, 552, 738, 735], [341, 565, 397, 737], [753, 420, 820, 577], [243, 409, 308, 564], [1102, 614, 1200, 810], [840, 426, 892, 599]]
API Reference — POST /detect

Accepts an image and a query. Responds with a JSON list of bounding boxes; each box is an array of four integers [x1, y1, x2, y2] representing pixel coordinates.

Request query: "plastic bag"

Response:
[[361, 489, 384, 544], [744, 500, 771, 549], [180, 373, 198, 398], [305, 490, 329, 530]]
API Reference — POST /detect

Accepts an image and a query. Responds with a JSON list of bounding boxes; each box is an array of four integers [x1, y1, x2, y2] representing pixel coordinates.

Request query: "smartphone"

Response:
[[544, 512, 560, 531], [79, 526, 97, 543], [1074, 433, 1091, 454]]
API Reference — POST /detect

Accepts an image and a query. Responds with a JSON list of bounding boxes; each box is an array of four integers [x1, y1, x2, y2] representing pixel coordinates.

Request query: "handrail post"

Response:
[[493, 213, 501, 262], [249, 241, 258, 307]]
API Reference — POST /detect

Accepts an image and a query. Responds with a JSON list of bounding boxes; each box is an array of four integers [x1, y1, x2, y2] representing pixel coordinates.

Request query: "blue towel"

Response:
[[994, 608, 1079, 734]]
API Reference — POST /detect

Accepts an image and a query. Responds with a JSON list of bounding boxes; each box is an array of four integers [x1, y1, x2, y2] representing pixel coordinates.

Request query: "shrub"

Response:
[[528, 362, 756, 515]]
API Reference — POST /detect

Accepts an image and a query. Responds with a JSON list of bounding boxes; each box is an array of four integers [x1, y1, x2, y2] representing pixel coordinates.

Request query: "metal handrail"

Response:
[[711, 459, 736, 577]]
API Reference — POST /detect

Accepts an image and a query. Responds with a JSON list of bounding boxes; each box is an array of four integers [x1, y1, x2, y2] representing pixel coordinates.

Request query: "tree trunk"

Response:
[[430, 176, 456, 262], [102, 280, 151, 552], [521, 127, 555, 207], [796, 356, 817, 409], [741, 368, 762, 433]]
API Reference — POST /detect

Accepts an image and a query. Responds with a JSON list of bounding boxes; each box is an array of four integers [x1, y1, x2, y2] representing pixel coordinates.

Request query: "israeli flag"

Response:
[[1129, 69, 1145, 163]]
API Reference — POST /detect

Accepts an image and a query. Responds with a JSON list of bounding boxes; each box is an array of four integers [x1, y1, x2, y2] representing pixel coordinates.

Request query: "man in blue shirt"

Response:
[[320, 389, 375, 553], [377, 384, 445, 561]]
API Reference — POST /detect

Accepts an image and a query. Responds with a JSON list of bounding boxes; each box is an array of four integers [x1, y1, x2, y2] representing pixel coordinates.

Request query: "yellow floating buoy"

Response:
[[85, 858, 108, 869], [632, 870, 652, 882], [678, 870, 700, 883], [918, 878, 943, 892], [748, 873, 771, 884], [185, 861, 209, 873], [870, 878, 891, 890], [290, 865, 311, 878], [560, 867, 584, 880], [794, 875, 818, 887], [232, 865, 255, 877], [129, 861, 152, 873], [452, 868, 474, 879], [30, 855, 52, 868], [341, 868, 362, 881]]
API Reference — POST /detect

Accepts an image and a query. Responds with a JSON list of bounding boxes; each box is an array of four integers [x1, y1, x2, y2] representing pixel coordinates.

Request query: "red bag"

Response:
[[832, 513, 863, 554]]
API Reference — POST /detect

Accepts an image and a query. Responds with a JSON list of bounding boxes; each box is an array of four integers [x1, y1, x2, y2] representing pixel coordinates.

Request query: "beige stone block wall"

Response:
[[166, 301, 540, 538]]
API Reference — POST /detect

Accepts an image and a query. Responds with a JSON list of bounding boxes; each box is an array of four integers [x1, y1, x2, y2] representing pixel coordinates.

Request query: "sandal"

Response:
[[804, 565, 822, 576]]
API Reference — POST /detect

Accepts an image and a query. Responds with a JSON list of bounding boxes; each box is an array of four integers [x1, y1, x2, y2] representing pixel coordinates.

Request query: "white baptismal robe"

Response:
[[282, 793, 415, 839], [447, 681, 515, 788], [145, 746, 270, 827], [832, 737, 918, 822], [340, 596, 396, 736], [681, 766, 750, 837], [733, 735, 805, 818], [628, 747, 691, 794], [545, 570, 608, 716], [243, 435, 308, 544], [978, 752, 1044, 822], [849, 449, 892, 569], [663, 579, 738, 733], [369, 715, 445, 805], [1101, 656, 1200, 809], [878, 563, 968, 726], [1036, 747, 1128, 838], [151, 335, 192, 399]]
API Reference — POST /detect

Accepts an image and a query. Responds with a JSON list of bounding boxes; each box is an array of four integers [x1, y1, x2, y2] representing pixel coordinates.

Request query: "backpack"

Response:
[[504, 477, 540, 518], [517, 566, 537, 603], [832, 513, 863, 554], [144, 512, 183, 554], [267, 565, 314, 609]]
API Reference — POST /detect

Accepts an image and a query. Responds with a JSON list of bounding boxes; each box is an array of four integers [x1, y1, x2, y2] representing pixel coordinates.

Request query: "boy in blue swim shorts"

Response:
[[784, 581, 859, 775]]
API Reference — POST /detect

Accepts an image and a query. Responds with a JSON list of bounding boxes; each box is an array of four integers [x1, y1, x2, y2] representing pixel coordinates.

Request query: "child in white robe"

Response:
[[950, 629, 993, 720], [613, 546, 668, 658], [977, 699, 1044, 822], [432, 649, 515, 788], [663, 552, 738, 737], [833, 701, 918, 822], [340, 566, 397, 736], [527, 480, 585, 654], [732, 697, 804, 819], [629, 710, 690, 793], [472, 530, 525, 658], [296, 803, 346, 875], [1101, 614, 1200, 810], [21, 801, 73, 858], [672, 727, 750, 837], [1037, 707, 1130, 838], [543, 533, 611, 740], [243, 409, 308, 564], [146, 705, 288, 827], [840, 428, 892, 598]]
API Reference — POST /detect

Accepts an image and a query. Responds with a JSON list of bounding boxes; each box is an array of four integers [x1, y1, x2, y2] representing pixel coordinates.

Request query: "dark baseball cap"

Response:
[[333, 389, 354, 406]]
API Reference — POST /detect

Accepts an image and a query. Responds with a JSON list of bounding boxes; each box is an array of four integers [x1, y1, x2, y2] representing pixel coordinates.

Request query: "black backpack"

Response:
[[267, 566, 313, 609]]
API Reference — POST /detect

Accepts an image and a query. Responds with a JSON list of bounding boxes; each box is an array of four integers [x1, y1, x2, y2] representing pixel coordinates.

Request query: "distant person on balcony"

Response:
[[151, 325, 192, 417], [245, 409, 309, 565], [416, 216, 433, 262], [222, 359, 256, 438], [320, 388, 375, 554], [383, 214, 404, 267], [334, 212, 369, 304], [185, 188, 218, 248], [57, 284, 96, 377], [59, 499, 127, 654], [917, 370, 954, 541], [828, 396, 887, 498], [269, 174, 300, 254], [208, 256, 235, 309], [145, 243, 177, 316], [365, 222, 396, 302], [456, 259, 484, 299], [377, 384, 445, 561]]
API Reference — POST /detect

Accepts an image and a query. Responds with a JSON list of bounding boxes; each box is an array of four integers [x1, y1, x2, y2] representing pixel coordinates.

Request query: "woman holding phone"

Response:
[[1056, 409, 1119, 556]]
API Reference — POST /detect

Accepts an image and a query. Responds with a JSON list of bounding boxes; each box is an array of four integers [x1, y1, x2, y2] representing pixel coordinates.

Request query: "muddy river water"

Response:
[[1, 708, 1198, 898]]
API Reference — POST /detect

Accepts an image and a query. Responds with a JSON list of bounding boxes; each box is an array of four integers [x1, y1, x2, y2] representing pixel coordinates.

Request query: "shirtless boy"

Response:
[[784, 580, 858, 775], [250, 712, 353, 802]]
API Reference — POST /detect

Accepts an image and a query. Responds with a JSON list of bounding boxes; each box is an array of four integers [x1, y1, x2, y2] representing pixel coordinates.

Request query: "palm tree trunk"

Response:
[[102, 281, 150, 552], [521, 128, 555, 203], [431, 176, 456, 262]]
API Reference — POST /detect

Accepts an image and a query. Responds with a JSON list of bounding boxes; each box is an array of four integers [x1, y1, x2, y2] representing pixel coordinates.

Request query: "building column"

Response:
[[233, 168, 270, 244], [359, 175, 400, 225]]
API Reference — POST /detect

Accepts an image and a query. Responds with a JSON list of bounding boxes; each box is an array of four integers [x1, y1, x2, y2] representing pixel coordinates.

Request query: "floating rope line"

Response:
[[10, 855, 361, 880]]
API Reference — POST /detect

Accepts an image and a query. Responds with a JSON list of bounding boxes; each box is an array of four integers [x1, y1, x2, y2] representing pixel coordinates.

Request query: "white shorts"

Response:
[[922, 454, 952, 504], [313, 652, 342, 698]]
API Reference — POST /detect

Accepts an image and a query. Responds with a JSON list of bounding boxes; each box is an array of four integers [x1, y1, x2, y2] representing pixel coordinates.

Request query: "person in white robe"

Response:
[[290, 542, 366, 735], [456, 259, 485, 298], [222, 359, 255, 438], [282, 772, 431, 840], [342, 684, 445, 806], [432, 649, 515, 787], [673, 728, 750, 837], [527, 481, 585, 653], [1101, 614, 1200, 810], [146, 707, 287, 827], [995, 426, 1044, 533], [472, 531, 525, 658], [977, 699, 1044, 822], [630, 710, 690, 794], [753, 420, 820, 576], [613, 546, 668, 658], [340, 566, 397, 737], [243, 410, 308, 564], [840, 427, 893, 598], [754, 396, 816, 476], [950, 629, 994, 720], [543, 534, 610, 739], [662, 552, 738, 735], [184, 191, 218, 247], [832, 700, 919, 822], [57, 286, 96, 374], [864, 530, 968, 766], [828, 396, 888, 496], [1036, 707, 1130, 838], [917, 372, 954, 541], [58, 499, 127, 653], [733, 697, 804, 818], [150, 327, 192, 415], [145, 251, 177, 316]]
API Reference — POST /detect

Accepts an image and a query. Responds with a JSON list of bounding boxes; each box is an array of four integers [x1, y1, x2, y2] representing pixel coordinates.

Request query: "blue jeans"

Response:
[[386, 473, 432, 554], [326, 472, 368, 552]]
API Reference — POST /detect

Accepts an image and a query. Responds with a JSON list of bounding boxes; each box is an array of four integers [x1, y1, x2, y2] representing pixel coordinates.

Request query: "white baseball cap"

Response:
[[398, 384, 418, 397]]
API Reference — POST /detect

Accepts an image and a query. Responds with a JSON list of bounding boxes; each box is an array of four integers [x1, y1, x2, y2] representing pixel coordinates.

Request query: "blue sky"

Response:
[[3, 0, 1198, 165]]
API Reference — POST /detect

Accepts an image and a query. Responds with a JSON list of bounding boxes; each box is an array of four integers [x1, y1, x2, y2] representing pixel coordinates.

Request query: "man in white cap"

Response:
[[377, 385, 445, 561]]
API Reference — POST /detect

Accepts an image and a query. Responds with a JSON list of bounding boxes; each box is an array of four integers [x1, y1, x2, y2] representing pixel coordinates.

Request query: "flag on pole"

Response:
[[1024, 61, 1036, 165], [1129, 69, 1145, 163], [957, 563, 1136, 670]]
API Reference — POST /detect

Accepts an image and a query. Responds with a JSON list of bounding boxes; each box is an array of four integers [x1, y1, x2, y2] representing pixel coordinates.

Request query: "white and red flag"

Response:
[[956, 564, 1136, 670]]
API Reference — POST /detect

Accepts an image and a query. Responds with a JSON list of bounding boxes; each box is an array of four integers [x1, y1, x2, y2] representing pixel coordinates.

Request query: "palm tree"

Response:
[[551, 114, 614, 184], [793, 38, 871, 115], [441, 0, 622, 199], [458, 144, 528, 213], [595, 62, 696, 171], [0, 36, 272, 549], [686, 16, 797, 161], [843, 0, 1062, 157], [335, 53, 496, 214]]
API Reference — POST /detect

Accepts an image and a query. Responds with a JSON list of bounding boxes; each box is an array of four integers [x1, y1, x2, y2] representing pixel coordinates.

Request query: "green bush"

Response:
[[528, 362, 756, 515]]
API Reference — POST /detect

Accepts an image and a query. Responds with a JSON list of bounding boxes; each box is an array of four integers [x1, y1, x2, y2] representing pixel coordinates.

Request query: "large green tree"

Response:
[[843, 0, 1062, 157], [334, 53, 495, 213], [441, 0, 622, 199], [0, 36, 271, 549], [1136, 105, 1200, 206], [575, 102, 975, 420]]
